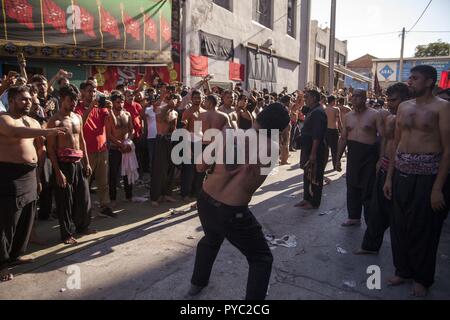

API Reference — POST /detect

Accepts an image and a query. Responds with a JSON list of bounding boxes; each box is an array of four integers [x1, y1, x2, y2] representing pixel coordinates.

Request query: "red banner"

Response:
[[190, 55, 208, 77], [229, 62, 245, 81], [5, 0, 34, 30], [439, 71, 450, 89], [92, 65, 181, 93]]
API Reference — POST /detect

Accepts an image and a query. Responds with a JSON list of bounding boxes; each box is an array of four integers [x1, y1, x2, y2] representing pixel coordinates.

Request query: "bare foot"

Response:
[[151, 201, 160, 208], [324, 177, 332, 185], [387, 276, 411, 286], [294, 200, 309, 208], [411, 282, 428, 297], [164, 196, 177, 203], [341, 220, 361, 227], [353, 249, 378, 255], [0, 268, 13, 282], [8, 256, 35, 267], [191, 202, 198, 210], [63, 237, 78, 245]]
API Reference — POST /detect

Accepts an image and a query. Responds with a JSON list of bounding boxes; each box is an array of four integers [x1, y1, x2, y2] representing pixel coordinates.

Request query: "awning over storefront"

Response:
[[315, 59, 372, 84]]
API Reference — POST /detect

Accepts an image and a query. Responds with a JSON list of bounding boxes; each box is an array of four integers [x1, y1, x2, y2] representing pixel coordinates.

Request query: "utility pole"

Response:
[[299, 0, 311, 90], [399, 27, 405, 82], [328, 0, 337, 94]]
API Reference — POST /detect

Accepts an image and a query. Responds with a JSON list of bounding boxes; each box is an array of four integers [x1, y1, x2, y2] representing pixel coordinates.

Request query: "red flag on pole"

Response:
[[79, 6, 96, 38], [144, 15, 157, 42], [439, 71, 450, 89], [374, 72, 382, 96], [5, 0, 34, 30], [43, 0, 67, 34], [123, 13, 141, 41], [100, 6, 120, 40], [160, 16, 171, 42]]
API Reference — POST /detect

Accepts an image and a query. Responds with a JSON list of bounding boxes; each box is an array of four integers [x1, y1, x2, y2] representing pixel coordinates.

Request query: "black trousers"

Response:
[[133, 136, 147, 176], [150, 135, 175, 201], [326, 129, 339, 169], [303, 146, 328, 208], [180, 143, 206, 198], [38, 157, 53, 220], [191, 190, 273, 300], [0, 199, 36, 268], [390, 170, 449, 288], [54, 162, 91, 241], [109, 148, 133, 201], [346, 141, 377, 221], [361, 168, 391, 252]]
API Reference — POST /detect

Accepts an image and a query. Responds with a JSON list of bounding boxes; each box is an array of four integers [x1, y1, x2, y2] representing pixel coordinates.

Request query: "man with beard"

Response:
[[0, 86, 66, 281], [47, 85, 94, 245], [336, 89, 383, 227], [295, 90, 328, 210], [383, 65, 450, 297], [354, 83, 410, 255]]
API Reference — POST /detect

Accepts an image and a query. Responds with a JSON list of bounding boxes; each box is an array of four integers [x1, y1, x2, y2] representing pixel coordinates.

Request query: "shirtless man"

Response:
[[355, 83, 410, 255], [0, 85, 65, 281], [336, 89, 383, 227], [180, 90, 207, 200], [337, 97, 352, 117], [200, 94, 231, 132], [218, 90, 238, 129], [150, 94, 178, 207], [325, 95, 342, 171], [383, 65, 450, 297], [47, 84, 94, 245], [106, 92, 135, 205], [188, 103, 290, 300]]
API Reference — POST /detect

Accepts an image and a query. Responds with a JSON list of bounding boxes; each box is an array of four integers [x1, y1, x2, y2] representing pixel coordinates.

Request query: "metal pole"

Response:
[[181, 0, 191, 86], [399, 27, 405, 82], [299, 0, 311, 90], [328, 0, 336, 94]]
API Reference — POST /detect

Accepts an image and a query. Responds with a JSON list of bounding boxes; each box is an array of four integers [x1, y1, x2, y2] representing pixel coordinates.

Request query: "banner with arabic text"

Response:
[[0, 0, 172, 63]]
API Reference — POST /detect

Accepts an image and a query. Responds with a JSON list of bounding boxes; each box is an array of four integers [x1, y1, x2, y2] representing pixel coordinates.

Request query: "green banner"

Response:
[[0, 0, 172, 63]]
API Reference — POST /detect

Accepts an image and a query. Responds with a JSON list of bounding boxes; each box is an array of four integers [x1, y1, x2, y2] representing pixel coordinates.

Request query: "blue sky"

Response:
[[311, 0, 450, 61]]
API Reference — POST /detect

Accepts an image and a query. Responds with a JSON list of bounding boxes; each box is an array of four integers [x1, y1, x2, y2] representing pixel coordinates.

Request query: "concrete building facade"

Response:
[[181, 0, 302, 92]]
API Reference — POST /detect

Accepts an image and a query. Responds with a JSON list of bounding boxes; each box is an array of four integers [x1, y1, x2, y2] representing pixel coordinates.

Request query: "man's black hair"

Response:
[[306, 89, 321, 103], [256, 102, 290, 132], [191, 89, 202, 97], [8, 85, 30, 103], [411, 65, 438, 88], [111, 91, 125, 102], [31, 74, 47, 83], [59, 84, 80, 100], [386, 82, 411, 101], [280, 95, 292, 105], [327, 95, 336, 104], [206, 94, 218, 107]]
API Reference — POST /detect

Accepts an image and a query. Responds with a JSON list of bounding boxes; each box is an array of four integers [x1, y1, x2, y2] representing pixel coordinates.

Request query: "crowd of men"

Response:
[[0, 60, 449, 299]]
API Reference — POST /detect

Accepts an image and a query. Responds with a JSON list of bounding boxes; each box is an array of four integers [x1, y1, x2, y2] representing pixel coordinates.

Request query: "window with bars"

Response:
[[213, 0, 231, 11], [287, 0, 296, 37], [253, 0, 272, 29]]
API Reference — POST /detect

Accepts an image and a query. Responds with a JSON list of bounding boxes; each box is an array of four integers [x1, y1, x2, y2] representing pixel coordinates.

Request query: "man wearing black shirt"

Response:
[[295, 90, 328, 209]]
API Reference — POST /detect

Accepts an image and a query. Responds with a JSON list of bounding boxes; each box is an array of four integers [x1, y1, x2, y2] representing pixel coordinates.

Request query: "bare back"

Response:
[[0, 114, 40, 164], [325, 106, 341, 129], [397, 97, 449, 154], [202, 135, 272, 206]]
